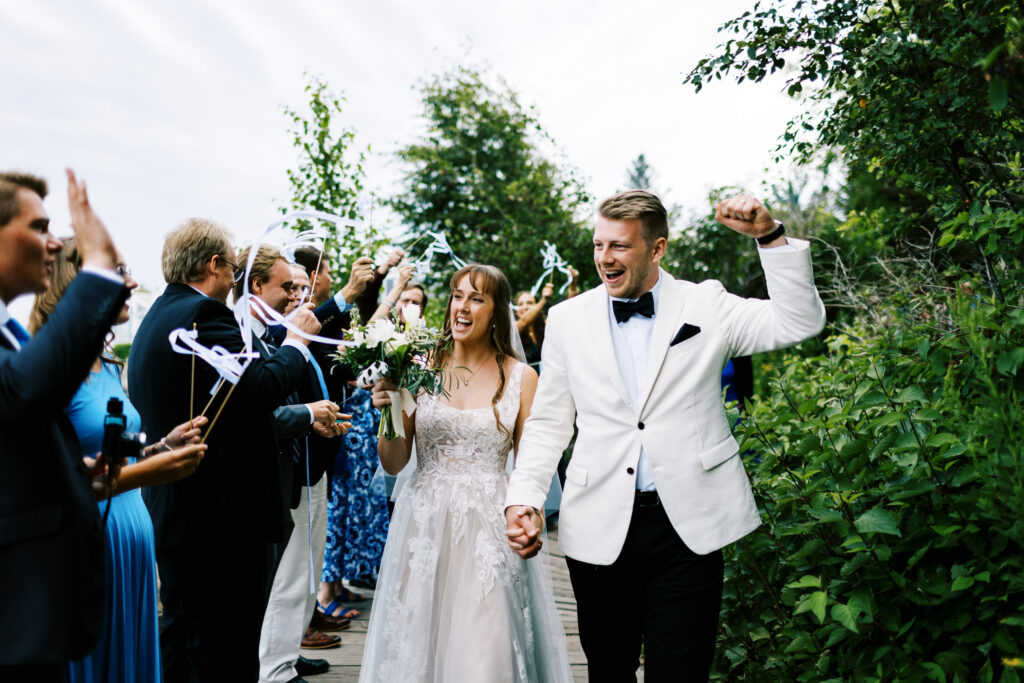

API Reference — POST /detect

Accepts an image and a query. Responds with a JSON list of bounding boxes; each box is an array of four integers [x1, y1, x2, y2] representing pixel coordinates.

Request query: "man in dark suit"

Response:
[[128, 220, 322, 682], [0, 170, 129, 681]]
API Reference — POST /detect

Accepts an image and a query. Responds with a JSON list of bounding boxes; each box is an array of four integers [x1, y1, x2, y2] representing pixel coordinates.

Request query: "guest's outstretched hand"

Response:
[[342, 256, 376, 301], [140, 443, 208, 485], [66, 168, 117, 270], [505, 505, 544, 559], [165, 415, 208, 448], [286, 302, 322, 345], [715, 193, 776, 239]]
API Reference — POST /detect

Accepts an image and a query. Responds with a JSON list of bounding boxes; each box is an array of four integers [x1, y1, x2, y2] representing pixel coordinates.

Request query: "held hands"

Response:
[[715, 194, 778, 240], [285, 302, 322, 345], [66, 168, 117, 270], [342, 257, 377, 301], [308, 400, 352, 438], [505, 505, 544, 559], [312, 414, 352, 438]]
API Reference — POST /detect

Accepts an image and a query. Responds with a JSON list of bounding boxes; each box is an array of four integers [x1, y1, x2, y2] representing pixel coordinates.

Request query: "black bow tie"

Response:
[[612, 291, 655, 324]]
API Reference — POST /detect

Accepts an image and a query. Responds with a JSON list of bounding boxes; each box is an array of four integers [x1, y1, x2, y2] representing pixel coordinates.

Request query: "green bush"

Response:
[[715, 287, 1024, 681]]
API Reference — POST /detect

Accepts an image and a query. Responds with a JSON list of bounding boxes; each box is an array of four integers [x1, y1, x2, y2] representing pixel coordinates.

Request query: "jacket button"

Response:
[[638, 421, 645, 430], [626, 467, 635, 475]]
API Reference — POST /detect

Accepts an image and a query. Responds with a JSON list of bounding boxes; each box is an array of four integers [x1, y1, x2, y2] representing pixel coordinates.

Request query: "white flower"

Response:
[[385, 332, 408, 355], [402, 303, 422, 329], [351, 328, 366, 346], [366, 318, 397, 346]]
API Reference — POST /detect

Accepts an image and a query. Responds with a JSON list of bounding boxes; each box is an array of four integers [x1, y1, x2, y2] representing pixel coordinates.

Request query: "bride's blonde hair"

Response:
[[432, 264, 517, 439]]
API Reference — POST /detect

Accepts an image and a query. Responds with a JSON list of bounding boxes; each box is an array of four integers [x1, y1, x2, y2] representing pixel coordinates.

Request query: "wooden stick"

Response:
[[189, 323, 197, 429], [303, 244, 325, 306], [200, 381, 239, 444], [403, 232, 430, 254], [198, 378, 226, 419]]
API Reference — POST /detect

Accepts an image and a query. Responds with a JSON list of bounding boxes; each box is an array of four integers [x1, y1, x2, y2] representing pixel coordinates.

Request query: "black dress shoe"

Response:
[[349, 577, 377, 590], [295, 655, 330, 676], [285, 677, 308, 683]]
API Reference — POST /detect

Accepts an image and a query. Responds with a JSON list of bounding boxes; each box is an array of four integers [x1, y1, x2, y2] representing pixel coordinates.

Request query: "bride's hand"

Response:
[[371, 378, 399, 408], [505, 506, 544, 559]]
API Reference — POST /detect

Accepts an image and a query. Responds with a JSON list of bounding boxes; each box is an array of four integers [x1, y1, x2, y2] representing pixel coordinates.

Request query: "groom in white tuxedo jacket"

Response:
[[505, 190, 826, 681]]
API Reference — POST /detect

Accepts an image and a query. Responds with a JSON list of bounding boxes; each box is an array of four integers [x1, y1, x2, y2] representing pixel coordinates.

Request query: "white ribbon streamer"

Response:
[[384, 387, 418, 439], [412, 231, 468, 275], [168, 327, 260, 391], [529, 241, 573, 299], [169, 209, 364, 396]]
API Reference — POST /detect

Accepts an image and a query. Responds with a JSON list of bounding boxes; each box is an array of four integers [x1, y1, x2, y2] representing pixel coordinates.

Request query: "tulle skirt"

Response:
[[359, 466, 571, 683]]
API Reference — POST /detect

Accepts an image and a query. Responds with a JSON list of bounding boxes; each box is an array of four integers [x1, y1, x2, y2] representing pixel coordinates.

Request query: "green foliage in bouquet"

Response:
[[333, 306, 447, 440]]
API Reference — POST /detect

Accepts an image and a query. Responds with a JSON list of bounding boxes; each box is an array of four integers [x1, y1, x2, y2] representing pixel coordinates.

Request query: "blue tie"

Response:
[[308, 358, 329, 400], [5, 319, 30, 346]]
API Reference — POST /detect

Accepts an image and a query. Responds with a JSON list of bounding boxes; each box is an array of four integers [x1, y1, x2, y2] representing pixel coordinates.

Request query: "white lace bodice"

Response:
[[362, 360, 571, 683], [413, 361, 523, 484]]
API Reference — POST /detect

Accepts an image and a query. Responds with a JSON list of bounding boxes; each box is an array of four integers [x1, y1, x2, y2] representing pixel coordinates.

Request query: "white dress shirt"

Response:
[[607, 274, 663, 491]]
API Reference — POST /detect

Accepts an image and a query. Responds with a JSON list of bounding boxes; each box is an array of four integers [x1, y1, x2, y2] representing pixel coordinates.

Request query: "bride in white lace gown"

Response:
[[362, 265, 571, 683]]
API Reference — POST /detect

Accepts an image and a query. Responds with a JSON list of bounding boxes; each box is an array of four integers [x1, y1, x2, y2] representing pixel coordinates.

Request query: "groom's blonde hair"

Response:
[[599, 190, 668, 245]]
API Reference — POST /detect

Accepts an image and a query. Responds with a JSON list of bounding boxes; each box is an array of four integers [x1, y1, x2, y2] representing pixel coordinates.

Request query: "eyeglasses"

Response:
[[219, 255, 245, 281], [115, 265, 132, 278]]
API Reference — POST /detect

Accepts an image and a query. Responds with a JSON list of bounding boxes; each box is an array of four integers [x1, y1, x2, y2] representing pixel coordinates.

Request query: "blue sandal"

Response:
[[318, 598, 359, 620]]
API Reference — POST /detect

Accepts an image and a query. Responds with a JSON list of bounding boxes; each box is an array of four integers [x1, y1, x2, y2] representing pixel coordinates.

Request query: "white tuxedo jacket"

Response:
[[506, 240, 826, 564]]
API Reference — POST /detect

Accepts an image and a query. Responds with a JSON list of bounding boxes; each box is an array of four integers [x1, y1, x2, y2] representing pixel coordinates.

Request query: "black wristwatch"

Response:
[[755, 220, 785, 245]]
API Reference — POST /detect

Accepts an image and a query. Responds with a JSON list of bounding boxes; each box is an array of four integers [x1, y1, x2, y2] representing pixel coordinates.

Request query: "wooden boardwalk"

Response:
[[306, 529, 643, 681]]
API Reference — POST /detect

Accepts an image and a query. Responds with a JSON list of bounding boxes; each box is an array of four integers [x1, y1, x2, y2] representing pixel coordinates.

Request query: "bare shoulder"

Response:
[[520, 363, 539, 389]]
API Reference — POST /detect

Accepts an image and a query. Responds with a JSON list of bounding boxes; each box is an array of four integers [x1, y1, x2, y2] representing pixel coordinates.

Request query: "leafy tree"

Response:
[[626, 153, 655, 190], [392, 66, 594, 295], [684, 1, 1024, 679], [686, 0, 1024, 299], [282, 74, 388, 277]]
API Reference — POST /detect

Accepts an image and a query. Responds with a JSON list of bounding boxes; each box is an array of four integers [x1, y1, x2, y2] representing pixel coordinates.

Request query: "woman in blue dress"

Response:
[[30, 238, 206, 683]]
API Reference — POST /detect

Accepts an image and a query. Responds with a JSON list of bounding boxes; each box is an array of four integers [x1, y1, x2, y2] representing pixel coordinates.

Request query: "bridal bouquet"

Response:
[[335, 304, 445, 440]]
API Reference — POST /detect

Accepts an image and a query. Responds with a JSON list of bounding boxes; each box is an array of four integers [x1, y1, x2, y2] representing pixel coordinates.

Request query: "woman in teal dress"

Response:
[[30, 238, 206, 683]]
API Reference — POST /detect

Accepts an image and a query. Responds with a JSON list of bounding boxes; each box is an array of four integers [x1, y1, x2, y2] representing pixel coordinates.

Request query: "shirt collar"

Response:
[[233, 299, 268, 339], [0, 299, 11, 327]]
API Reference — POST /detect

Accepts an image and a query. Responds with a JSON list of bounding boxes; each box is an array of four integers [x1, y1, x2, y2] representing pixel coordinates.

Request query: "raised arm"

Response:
[[515, 282, 553, 332]]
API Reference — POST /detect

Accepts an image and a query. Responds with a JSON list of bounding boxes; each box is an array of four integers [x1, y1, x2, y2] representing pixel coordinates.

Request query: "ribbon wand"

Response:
[[189, 323, 197, 429], [200, 382, 239, 444]]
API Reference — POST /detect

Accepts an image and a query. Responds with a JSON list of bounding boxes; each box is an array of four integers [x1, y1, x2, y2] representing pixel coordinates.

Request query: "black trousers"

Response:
[[157, 538, 271, 683], [566, 494, 724, 682]]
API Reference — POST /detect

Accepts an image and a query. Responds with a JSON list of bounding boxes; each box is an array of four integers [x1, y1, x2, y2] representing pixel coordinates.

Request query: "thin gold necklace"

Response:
[[455, 355, 489, 387]]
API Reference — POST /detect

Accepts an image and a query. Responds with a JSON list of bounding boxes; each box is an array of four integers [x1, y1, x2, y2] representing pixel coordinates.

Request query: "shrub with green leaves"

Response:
[[716, 288, 1024, 681]]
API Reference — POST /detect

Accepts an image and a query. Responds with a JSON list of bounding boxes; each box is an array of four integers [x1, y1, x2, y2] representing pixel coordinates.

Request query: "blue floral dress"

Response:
[[322, 388, 390, 585]]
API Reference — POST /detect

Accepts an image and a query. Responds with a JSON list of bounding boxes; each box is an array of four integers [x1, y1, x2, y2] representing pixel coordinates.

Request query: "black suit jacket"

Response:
[[0, 273, 128, 665], [269, 296, 352, 502], [127, 283, 306, 547]]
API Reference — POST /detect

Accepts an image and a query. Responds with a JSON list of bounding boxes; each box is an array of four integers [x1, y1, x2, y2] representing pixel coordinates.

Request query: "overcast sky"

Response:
[[2, 0, 800, 319]]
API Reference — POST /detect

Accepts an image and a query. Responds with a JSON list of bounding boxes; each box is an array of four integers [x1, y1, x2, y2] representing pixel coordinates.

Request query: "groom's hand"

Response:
[[505, 505, 543, 559], [715, 193, 783, 245]]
